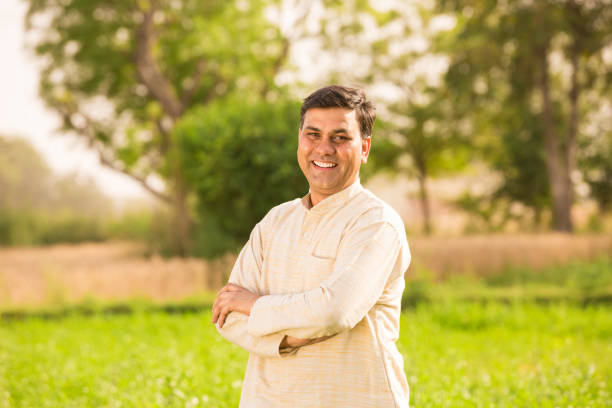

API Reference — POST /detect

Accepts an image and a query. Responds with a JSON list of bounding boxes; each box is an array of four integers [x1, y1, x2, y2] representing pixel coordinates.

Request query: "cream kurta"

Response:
[[216, 180, 411, 407]]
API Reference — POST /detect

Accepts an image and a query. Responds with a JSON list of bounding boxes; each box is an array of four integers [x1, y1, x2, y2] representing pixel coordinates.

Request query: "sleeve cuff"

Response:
[[260, 331, 287, 358], [247, 295, 272, 336]]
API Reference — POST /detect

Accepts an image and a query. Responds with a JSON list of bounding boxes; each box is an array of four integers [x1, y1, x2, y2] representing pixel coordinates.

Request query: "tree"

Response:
[[300, 1, 471, 234], [436, 0, 612, 232], [0, 136, 53, 210], [0, 135, 111, 215], [177, 97, 308, 258], [23, 0, 314, 254], [373, 88, 470, 234], [580, 125, 612, 213], [0, 135, 117, 245]]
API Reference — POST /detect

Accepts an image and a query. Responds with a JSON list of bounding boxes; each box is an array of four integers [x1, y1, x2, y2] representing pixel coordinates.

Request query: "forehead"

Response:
[[302, 107, 358, 130]]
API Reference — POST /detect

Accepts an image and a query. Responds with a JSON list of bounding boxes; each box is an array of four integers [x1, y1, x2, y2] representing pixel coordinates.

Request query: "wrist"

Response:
[[247, 295, 261, 315]]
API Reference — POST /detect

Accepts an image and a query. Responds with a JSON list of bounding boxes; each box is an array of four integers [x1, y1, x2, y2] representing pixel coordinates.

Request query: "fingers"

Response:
[[213, 304, 229, 327], [218, 307, 228, 328], [211, 292, 233, 328], [212, 292, 228, 323], [211, 295, 221, 323], [212, 283, 252, 327], [213, 285, 231, 324], [218, 283, 244, 295]]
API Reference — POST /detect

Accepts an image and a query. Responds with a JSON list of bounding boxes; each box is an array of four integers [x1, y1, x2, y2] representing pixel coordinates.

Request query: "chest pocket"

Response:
[[301, 254, 336, 290]]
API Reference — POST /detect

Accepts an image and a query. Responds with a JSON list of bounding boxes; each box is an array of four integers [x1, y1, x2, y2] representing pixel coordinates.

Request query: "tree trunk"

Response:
[[538, 46, 573, 232], [416, 167, 432, 235], [171, 174, 192, 257], [565, 42, 580, 227]]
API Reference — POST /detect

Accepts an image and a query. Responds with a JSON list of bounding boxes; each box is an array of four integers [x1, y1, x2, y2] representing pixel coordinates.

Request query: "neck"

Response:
[[309, 178, 360, 207], [309, 192, 325, 207]]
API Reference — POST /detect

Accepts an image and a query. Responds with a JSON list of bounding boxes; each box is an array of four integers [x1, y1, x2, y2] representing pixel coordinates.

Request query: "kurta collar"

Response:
[[301, 178, 363, 214]]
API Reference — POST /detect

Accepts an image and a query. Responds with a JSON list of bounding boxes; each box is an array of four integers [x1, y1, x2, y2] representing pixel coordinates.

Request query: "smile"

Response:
[[313, 160, 337, 168]]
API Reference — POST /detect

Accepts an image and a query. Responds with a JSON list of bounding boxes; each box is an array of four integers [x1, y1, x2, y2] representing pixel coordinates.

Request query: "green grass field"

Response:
[[1, 302, 610, 407]]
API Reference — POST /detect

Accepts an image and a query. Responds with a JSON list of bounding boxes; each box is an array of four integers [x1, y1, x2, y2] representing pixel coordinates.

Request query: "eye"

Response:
[[332, 135, 349, 142]]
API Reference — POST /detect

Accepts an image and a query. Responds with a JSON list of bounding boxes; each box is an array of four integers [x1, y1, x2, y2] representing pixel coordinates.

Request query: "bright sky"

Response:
[[0, 0, 150, 203]]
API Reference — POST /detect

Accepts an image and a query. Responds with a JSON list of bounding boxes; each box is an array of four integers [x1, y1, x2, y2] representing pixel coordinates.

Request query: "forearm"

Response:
[[218, 312, 331, 356], [247, 286, 354, 339], [216, 312, 286, 358]]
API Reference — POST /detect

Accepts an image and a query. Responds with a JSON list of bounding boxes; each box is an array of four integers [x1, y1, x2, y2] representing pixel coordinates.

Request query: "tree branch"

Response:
[[181, 58, 207, 107], [155, 117, 171, 154], [261, 0, 315, 96], [135, 8, 184, 119], [57, 104, 172, 204]]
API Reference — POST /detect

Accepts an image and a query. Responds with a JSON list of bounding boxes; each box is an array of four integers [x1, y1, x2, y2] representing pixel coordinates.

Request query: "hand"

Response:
[[280, 334, 335, 349], [281, 335, 311, 348], [212, 283, 260, 328]]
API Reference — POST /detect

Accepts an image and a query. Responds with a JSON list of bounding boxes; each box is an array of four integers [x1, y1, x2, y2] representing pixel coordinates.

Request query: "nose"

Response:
[[314, 138, 335, 156]]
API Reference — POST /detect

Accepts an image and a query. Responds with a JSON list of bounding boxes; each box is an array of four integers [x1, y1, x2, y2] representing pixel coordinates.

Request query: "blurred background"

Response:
[[1, 0, 611, 306], [1, 0, 612, 406]]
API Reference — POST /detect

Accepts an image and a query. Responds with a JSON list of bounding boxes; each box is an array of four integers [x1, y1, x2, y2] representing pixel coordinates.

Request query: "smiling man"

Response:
[[212, 85, 411, 407]]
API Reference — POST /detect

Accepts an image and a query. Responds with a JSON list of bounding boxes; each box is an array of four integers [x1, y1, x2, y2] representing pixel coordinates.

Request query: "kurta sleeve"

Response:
[[247, 210, 410, 339], [215, 222, 286, 358]]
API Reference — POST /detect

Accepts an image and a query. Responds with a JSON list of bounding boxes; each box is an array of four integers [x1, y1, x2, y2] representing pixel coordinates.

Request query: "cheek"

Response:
[[298, 139, 312, 155], [340, 146, 360, 164], [297, 142, 310, 166]]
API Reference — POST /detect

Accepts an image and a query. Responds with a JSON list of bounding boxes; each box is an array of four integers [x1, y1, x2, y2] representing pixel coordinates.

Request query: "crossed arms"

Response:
[[212, 283, 331, 350], [213, 210, 408, 358]]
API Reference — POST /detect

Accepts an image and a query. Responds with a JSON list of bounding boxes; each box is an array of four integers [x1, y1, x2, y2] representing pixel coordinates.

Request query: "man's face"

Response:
[[297, 107, 371, 205]]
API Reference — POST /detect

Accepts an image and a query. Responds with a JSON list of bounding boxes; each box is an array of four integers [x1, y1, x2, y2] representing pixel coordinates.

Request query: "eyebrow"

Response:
[[331, 128, 349, 134], [305, 126, 349, 134]]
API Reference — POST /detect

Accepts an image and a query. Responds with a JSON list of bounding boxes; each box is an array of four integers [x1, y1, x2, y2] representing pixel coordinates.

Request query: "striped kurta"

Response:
[[216, 180, 411, 407]]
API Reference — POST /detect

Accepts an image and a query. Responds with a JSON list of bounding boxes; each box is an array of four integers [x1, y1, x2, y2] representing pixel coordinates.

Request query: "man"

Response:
[[212, 85, 411, 407]]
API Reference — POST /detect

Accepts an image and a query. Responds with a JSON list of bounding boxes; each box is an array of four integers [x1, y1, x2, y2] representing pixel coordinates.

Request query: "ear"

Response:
[[361, 136, 372, 164]]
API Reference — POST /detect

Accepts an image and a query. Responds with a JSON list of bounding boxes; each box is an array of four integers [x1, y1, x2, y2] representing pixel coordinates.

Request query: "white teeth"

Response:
[[314, 161, 336, 168]]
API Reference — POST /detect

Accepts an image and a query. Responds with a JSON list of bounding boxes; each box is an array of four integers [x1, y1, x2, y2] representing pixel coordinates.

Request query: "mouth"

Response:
[[312, 160, 337, 169]]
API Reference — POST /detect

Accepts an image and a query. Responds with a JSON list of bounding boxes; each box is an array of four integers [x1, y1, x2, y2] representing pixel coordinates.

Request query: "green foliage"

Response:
[[176, 97, 308, 258], [455, 192, 524, 233], [485, 256, 612, 296], [0, 209, 159, 247], [379, 89, 472, 179], [0, 135, 159, 247], [403, 256, 612, 307], [488, 106, 550, 218], [580, 131, 612, 212], [0, 135, 114, 216], [1, 304, 610, 407], [307, 3, 471, 233], [435, 0, 612, 229], [0, 209, 105, 246], [0, 137, 53, 210], [104, 211, 157, 242], [24, 0, 292, 254]]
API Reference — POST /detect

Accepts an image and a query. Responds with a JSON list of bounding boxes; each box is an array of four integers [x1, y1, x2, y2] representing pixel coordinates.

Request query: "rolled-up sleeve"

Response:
[[215, 222, 286, 358], [247, 213, 409, 339]]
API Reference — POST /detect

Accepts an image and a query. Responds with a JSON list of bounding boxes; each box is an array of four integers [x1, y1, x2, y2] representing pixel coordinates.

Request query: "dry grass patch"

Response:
[[410, 233, 612, 279], [0, 242, 233, 308], [1, 234, 611, 308]]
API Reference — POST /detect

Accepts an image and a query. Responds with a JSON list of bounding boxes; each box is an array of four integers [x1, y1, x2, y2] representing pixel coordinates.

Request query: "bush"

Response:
[[0, 209, 158, 247], [0, 210, 105, 246], [177, 96, 309, 258]]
